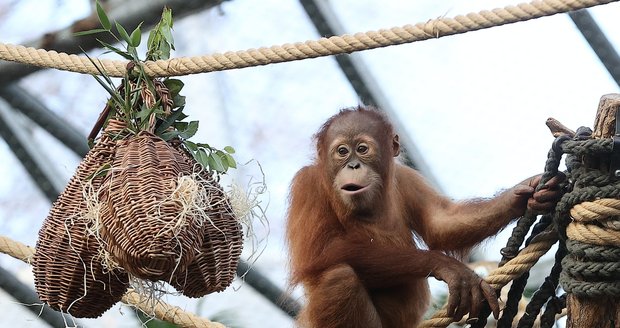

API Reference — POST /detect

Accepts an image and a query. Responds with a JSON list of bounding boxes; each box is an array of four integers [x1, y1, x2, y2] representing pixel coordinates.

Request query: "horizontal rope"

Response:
[[0, 0, 616, 78], [0, 235, 223, 328], [566, 239, 620, 261], [419, 228, 557, 328], [562, 257, 620, 280], [560, 271, 620, 297]]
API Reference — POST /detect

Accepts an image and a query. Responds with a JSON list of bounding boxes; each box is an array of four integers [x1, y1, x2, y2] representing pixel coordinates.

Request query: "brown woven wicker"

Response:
[[33, 120, 130, 318], [99, 131, 206, 281], [170, 153, 243, 297]]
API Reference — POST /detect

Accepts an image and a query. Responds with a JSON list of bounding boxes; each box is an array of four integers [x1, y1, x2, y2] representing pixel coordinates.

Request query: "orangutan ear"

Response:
[[392, 134, 400, 157]]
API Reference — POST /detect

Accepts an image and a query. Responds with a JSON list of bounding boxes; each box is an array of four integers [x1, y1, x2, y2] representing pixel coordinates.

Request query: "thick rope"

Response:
[[552, 131, 620, 300], [472, 138, 567, 328], [571, 198, 620, 220], [516, 241, 566, 328], [0, 235, 224, 328], [421, 131, 620, 327], [566, 222, 620, 246], [0, 235, 34, 263], [0, 0, 616, 77], [496, 215, 555, 328], [122, 291, 226, 328], [418, 228, 558, 328]]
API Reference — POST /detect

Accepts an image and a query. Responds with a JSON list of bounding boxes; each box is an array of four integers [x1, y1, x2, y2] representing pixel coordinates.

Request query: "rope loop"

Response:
[[553, 128, 620, 299]]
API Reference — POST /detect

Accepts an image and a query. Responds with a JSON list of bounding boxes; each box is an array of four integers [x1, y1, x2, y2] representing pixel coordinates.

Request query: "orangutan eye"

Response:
[[357, 144, 369, 154], [337, 146, 349, 156]]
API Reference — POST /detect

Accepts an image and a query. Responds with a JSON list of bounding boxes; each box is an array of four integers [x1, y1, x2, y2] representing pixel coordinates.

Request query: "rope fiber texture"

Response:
[[0, 0, 616, 78], [0, 236, 224, 327], [471, 135, 569, 328], [552, 133, 620, 298], [422, 128, 620, 327], [419, 228, 558, 328]]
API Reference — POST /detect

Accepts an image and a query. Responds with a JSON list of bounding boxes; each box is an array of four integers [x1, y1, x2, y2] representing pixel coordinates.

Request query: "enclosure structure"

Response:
[[0, 0, 620, 327]]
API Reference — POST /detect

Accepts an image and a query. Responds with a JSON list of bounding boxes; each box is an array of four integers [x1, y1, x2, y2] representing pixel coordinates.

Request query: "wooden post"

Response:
[[566, 94, 620, 328]]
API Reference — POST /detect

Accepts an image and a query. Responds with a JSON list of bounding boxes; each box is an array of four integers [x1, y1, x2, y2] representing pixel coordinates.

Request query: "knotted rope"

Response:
[[421, 126, 620, 328], [0, 235, 224, 328], [554, 133, 620, 300], [0, 0, 616, 78]]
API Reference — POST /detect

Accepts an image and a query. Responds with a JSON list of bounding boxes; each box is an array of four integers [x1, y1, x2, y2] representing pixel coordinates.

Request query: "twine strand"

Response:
[[0, 0, 615, 78]]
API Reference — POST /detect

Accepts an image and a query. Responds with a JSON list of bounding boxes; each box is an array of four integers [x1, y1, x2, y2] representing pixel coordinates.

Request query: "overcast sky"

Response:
[[1, 0, 619, 327]]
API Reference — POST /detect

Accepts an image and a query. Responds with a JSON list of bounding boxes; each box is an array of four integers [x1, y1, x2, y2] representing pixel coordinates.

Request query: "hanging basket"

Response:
[[170, 154, 244, 297], [32, 120, 130, 318], [98, 131, 207, 281]]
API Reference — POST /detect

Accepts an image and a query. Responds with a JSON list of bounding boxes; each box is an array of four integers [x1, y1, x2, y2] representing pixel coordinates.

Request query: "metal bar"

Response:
[[569, 9, 620, 87], [0, 84, 89, 157], [299, 0, 441, 189], [237, 260, 301, 317], [0, 101, 64, 202]]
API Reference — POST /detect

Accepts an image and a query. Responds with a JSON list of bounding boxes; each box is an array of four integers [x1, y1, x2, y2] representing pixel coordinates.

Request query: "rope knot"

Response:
[[556, 131, 620, 299]]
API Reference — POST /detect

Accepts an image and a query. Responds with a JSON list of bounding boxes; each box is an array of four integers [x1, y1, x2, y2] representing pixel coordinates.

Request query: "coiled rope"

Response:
[[422, 125, 620, 328], [555, 134, 620, 299], [0, 236, 224, 327], [0, 0, 616, 78]]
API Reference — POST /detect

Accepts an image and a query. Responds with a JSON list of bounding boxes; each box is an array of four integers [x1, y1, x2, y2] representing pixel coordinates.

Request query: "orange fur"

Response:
[[286, 106, 548, 327]]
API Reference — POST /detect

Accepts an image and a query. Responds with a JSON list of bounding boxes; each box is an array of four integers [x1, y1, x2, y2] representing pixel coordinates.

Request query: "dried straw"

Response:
[[170, 153, 243, 297]]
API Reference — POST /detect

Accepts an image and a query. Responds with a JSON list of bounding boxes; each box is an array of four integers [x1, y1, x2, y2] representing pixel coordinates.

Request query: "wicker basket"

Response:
[[32, 120, 129, 318], [170, 153, 243, 297], [98, 131, 206, 281]]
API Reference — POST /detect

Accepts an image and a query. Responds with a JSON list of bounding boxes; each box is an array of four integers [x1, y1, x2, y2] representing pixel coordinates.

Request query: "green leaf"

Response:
[[173, 121, 188, 131], [115, 21, 132, 45], [136, 109, 150, 122], [163, 79, 184, 96], [155, 107, 187, 135], [162, 7, 173, 27], [173, 94, 186, 108], [161, 25, 174, 48], [96, 0, 111, 30], [224, 153, 237, 169], [82, 51, 122, 105], [159, 41, 171, 61], [184, 140, 198, 152], [129, 23, 142, 48], [209, 153, 226, 172], [196, 149, 211, 170], [220, 155, 229, 172], [73, 28, 109, 37], [160, 130, 180, 141], [224, 146, 236, 154], [180, 120, 198, 139], [97, 40, 134, 60], [215, 150, 230, 172]]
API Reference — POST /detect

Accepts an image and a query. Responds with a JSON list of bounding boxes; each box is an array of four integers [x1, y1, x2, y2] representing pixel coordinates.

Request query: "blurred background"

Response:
[[1, 0, 619, 327]]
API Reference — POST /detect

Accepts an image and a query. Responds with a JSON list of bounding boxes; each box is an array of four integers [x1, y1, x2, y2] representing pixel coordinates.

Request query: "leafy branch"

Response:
[[76, 1, 236, 175]]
